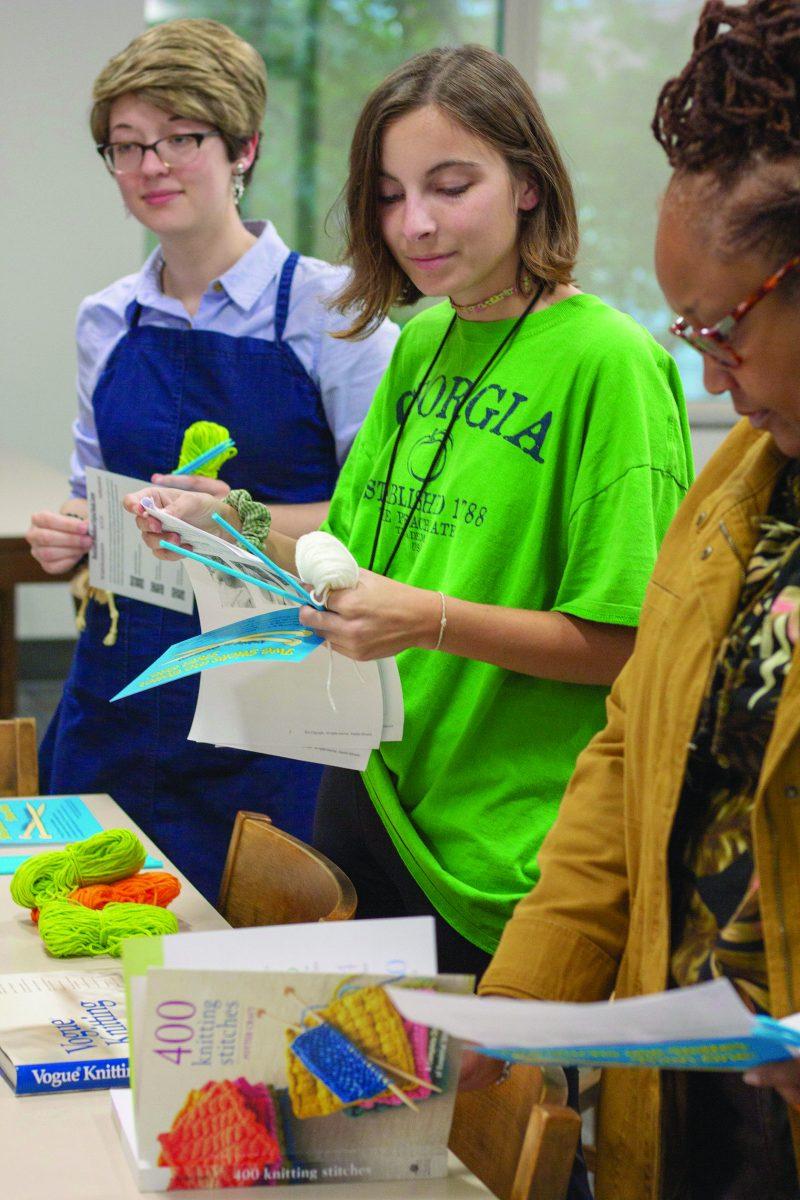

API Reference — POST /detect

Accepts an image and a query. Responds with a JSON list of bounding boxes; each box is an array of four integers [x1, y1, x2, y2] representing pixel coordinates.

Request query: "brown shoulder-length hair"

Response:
[[334, 44, 579, 339]]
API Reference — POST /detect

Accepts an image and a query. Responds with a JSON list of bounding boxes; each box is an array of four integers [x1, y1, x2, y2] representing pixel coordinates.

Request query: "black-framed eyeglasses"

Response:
[[670, 253, 800, 369], [96, 131, 223, 175]]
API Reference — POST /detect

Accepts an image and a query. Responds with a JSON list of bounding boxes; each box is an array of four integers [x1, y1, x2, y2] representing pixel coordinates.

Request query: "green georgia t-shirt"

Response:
[[324, 295, 694, 952]]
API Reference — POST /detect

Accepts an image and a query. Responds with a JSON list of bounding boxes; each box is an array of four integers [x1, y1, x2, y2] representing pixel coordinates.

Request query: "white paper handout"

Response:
[[86, 467, 193, 614], [137, 498, 404, 765]]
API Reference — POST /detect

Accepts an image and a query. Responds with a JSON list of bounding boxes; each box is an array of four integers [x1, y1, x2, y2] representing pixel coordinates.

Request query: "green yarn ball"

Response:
[[37, 899, 179, 958], [177, 420, 237, 477], [10, 828, 146, 909]]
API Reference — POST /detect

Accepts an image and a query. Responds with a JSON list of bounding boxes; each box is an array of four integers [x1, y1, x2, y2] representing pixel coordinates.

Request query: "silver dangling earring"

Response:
[[232, 163, 246, 206]]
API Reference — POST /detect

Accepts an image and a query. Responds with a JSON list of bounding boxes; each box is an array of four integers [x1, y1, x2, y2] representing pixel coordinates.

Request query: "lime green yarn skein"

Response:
[[177, 420, 237, 477], [10, 828, 146, 909], [37, 900, 179, 958]]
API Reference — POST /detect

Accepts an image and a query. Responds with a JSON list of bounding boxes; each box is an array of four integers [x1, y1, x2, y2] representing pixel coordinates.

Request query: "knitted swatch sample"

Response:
[[289, 1023, 388, 1105], [157, 1078, 282, 1189], [285, 986, 416, 1119]]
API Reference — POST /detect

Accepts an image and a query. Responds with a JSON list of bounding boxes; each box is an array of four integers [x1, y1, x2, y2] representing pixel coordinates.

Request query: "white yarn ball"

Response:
[[296, 531, 360, 600]]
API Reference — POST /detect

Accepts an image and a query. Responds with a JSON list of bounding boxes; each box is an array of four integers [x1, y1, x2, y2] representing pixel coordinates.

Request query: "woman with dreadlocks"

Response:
[[474, 2, 800, 1197]]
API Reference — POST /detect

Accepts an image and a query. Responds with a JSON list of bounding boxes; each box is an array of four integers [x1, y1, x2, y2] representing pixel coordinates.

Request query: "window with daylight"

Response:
[[147, 0, 724, 412]]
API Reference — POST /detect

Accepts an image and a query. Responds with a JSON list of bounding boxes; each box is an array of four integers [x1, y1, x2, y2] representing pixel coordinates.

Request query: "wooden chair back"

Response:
[[218, 810, 357, 926], [0, 717, 38, 797], [449, 1063, 582, 1200]]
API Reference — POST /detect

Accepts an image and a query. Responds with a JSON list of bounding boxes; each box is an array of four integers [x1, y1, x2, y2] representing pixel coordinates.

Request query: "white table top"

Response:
[[1, 795, 488, 1200], [0, 447, 67, 540]]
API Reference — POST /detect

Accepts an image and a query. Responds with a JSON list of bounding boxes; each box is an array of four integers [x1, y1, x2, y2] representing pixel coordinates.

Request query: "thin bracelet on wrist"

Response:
[[434, 591, 447, 652]]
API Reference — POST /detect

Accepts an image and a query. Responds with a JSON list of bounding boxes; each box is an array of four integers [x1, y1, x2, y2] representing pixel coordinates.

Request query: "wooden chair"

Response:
[[217, 810, 357, 926], [449, 1062, 582, 1200], [0, 717, 38, 797]]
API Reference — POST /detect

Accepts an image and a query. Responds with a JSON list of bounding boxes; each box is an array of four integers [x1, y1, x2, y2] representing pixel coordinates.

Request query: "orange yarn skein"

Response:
[[72, 870, 181, 909], [31, 870, 180, 922]]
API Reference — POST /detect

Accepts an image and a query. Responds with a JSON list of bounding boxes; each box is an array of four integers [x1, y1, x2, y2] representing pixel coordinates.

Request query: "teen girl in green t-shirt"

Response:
[[127, 45, 692, 979]]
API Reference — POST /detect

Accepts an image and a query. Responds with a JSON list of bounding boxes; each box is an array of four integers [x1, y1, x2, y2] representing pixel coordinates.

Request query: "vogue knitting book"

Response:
[[0, 970, 129, 1095]]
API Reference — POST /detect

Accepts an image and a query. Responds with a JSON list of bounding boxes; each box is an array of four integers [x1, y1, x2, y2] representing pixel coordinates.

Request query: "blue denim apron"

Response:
[[41, 253, 338, 902]]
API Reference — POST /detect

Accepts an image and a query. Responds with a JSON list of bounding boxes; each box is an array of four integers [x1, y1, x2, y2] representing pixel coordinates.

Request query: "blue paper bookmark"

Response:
[[0, 853, 162, 876]]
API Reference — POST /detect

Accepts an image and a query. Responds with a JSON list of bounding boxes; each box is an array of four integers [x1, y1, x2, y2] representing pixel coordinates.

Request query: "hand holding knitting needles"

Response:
[[299, 569, 443, 660], [150, 473, 231, 497], [124, 484, 444, 659]]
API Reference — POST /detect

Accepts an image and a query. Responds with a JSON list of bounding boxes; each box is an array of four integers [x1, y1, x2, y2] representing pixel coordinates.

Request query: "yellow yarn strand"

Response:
[[37, 899, 178, 958], [10, 828, 146, 909], [177, 421, 237, 477]]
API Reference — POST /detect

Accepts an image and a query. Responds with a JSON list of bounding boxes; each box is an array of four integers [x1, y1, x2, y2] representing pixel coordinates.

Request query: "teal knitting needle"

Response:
[[211, 511, 315, 606], [160, 541, 317, 608], [173, 438, 235, 476]]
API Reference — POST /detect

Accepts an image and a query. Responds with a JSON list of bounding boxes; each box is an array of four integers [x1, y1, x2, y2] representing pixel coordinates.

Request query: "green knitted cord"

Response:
[[37, 899, 179, 958], [10, 828, 146, 908], [177, 420, 237, 477], [227, 488, 272, 545]]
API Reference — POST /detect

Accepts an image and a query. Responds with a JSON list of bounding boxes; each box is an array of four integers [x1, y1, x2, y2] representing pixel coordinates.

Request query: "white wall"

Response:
[[0, 0, 145, 637]]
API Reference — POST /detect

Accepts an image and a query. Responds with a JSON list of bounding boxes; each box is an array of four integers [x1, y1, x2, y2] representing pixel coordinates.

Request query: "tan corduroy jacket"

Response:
[[481, 420, 800, 1200]]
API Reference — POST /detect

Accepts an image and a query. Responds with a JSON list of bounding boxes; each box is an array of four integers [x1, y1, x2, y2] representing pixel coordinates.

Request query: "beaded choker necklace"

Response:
[[449, 284, 517, 315]]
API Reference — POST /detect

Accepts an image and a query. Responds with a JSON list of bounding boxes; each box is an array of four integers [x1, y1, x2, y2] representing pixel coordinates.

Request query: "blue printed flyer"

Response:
[[388, 977, 800, 1072], [0, 796, 103, 845], [112, 609, 323, 701]]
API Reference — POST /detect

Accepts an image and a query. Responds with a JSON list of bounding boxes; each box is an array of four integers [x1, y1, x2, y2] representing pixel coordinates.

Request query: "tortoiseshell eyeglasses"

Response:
[[670, 252, 800, 368]]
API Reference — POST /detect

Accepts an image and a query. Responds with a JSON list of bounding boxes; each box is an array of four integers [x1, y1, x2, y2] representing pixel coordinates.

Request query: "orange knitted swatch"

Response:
[[158, 1079, 282, 1189], [31, 871, 180, 923]]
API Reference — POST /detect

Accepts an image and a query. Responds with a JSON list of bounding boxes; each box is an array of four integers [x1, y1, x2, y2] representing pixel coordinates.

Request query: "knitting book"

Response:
[[0, 970, 129, 1095], [121, 967, 469, 1191]]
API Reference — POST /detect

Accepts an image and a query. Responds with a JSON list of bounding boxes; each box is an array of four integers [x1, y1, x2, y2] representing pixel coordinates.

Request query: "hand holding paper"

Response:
[[109, 500, 404, 766], [744, 1056, 800, 1106], [26, 507, 93, 575], [123, 485, 233, 561]]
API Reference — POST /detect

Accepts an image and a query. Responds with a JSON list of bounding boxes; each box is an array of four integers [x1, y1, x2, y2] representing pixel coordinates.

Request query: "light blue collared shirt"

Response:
[[69, 221, 399, 496]]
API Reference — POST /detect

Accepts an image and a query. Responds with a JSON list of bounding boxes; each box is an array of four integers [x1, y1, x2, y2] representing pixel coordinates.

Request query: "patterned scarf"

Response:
[[670, 462, 800, 1013]]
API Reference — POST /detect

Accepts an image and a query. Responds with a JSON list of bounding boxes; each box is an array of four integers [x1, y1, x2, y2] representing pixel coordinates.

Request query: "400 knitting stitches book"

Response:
[[0, 970, 129, 1095], [119, 967, 469, 1192]]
